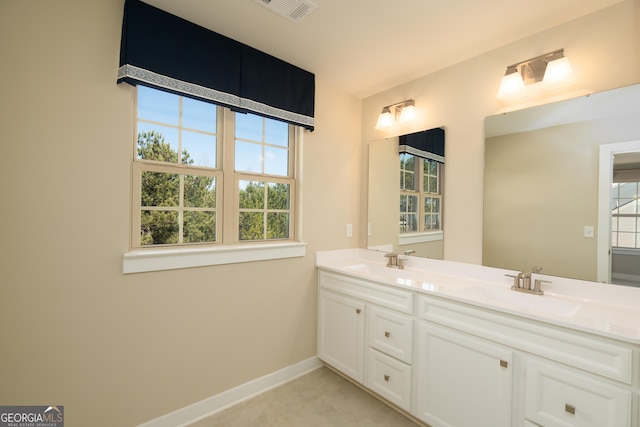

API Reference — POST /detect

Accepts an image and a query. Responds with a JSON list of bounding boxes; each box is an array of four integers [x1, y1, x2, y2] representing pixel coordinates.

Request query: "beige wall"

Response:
[[0, 1, 361, 425], [1, 0, 639, 426], [484, 115, 640, 281], [361, 0, 640, 265]]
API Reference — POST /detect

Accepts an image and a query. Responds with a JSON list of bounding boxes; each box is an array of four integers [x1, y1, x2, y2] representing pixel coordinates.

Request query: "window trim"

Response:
[[124, 88, 306, 273], [123, 241, 306, 274]]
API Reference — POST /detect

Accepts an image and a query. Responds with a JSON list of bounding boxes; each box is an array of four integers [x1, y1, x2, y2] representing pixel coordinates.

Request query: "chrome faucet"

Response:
[[384, 252, 405, 269], [506, 266, 549, 295]]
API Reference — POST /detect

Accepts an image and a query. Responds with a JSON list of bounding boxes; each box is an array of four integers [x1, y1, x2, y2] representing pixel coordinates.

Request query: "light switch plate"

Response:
[[584, 226, 594, 238]]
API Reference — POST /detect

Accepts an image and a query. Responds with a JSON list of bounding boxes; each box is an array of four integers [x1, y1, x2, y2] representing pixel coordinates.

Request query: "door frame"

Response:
[[597, 140, 640, 283]]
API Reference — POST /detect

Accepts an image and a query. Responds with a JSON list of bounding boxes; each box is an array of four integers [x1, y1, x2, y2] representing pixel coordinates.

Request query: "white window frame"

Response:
[[123, 87, 305, 274], [611, 180, 640, 250], [398, 154, 443, 245]]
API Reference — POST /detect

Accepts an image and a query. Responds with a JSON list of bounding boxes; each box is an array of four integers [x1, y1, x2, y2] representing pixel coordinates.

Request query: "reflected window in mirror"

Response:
[[611, 181, 640, 249], [399, 153, 442, 234]]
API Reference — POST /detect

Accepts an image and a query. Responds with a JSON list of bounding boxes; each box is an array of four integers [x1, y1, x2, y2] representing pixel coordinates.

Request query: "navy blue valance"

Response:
[[398, 127, 445, 163], [117, 0, 315, 130]]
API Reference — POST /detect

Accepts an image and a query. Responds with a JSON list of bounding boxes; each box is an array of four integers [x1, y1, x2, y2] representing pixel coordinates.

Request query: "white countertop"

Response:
[[316, 248, 640, 344]]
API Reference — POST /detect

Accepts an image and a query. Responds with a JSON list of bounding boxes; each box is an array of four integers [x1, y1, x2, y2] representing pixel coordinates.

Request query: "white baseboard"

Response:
[[137, 356, 323, 427]]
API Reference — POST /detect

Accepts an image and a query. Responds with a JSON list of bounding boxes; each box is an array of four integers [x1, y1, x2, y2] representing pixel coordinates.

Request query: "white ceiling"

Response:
[[143, 0, 621, 99]]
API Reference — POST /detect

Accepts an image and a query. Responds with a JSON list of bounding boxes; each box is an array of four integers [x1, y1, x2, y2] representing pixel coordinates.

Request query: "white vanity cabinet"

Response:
[[417, 293, 635, 427], [317, 250, 640, 427], [416, 322, 514, 427], [317, 270, 415, 411]]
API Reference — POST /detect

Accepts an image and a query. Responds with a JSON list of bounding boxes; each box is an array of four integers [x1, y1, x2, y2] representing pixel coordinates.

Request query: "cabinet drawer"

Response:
[[366, 348, 412, 412], [418, 294, 633, 383], [318, 270, 414, 314], [525, 359, 631, 427], [368, 305, 413, 363]]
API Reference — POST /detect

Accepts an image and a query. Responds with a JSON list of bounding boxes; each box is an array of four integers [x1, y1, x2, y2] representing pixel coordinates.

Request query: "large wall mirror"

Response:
[[368, 128, 445, 259], [483, 83, 640, 286]]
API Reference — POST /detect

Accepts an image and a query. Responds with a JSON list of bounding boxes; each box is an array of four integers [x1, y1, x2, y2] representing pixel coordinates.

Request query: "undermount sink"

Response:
[[460, 284, 581, 317]]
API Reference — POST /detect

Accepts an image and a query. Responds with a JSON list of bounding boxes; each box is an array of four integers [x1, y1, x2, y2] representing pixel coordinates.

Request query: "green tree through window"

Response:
[[138, 131, 216, 245]]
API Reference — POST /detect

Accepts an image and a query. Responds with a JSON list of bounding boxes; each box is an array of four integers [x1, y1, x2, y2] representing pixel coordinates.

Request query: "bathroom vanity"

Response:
[[316, 249, 640, 427]]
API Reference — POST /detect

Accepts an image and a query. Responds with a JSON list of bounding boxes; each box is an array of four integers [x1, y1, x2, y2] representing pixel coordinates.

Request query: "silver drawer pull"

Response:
[[356, 308, 361, 314], [565, 404, 575, 415], [384, 374, 390, 382], [499, 359, 508, 368], [384, 331, 391, 338]]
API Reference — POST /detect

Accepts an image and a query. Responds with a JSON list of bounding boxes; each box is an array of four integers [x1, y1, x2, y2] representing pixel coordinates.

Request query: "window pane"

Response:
[[265, 146, 288, 176], [184, 176, 216, 208], [617, 232, 635, 248], [141, 171, 179, 207], [235, 141, 263, 173], [184, 211, 216, 243], [182, 97, 216, 132], [239, 212, 264, 240], [619, 217, 636, 232], [138, 86, 179, 125], [235, 113, 263, 141], [267, 183, 290, 210], [618, 199, 636, 214], [137, 125, 180, 162], [425, 213, 440, 230], [239, 180, 265, 209], [265, 119, 288, 147], [399, 213, 417, 232], [182, 131, 216, 168], [267, 212, 289, 239], [428, 160, 438, 175], [400, 154, 415, 172], [141, 210, 179, 245], [403, 172, 416, 191]]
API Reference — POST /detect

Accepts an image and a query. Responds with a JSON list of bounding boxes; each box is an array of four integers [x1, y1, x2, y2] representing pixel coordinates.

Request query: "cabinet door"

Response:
[[525, 359, 631, 427], [416, 322, 513, 427], [317, 289, 366, 382]]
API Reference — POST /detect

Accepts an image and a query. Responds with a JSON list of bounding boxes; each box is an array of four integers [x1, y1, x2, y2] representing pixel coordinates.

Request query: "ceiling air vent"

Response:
[[253, 0, 318, 23]]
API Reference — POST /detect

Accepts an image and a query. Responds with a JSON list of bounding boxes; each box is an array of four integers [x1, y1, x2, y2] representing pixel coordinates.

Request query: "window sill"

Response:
[[123, 241, 307, 274], [612, 247, 640, 256], [398, 230, 443, 246]]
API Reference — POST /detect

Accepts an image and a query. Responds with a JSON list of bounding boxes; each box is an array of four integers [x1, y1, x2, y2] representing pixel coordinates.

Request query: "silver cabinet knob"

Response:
[[384, 374, 390, 382], [384, 331, 391, 338], [565, 404, 575, 415]]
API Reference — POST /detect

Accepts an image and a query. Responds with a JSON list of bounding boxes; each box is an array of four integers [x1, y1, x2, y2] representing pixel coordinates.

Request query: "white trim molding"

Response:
[[597, 140, 640, 283], [123, 241, 307, 274], [398, 230, 443, 246], [137, 357, 323, 427]]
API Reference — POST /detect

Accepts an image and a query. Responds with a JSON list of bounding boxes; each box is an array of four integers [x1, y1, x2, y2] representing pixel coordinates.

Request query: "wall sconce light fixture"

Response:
[[496, 49, 575, 101], [375, 99, 417, 130]]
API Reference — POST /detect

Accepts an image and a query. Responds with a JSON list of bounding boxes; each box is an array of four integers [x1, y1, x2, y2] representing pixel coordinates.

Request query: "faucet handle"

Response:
[[533, 279, 551, 294], [505, 274, 521, 288]]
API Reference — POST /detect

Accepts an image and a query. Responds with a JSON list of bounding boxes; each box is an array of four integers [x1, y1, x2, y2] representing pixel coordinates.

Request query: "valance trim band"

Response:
[[398, 145, 445, 163], [117, 65, 314, 128]]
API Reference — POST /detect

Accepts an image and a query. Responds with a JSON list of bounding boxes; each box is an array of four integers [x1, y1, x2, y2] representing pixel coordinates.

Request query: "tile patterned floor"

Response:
[[188, 366, 423, 426]]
